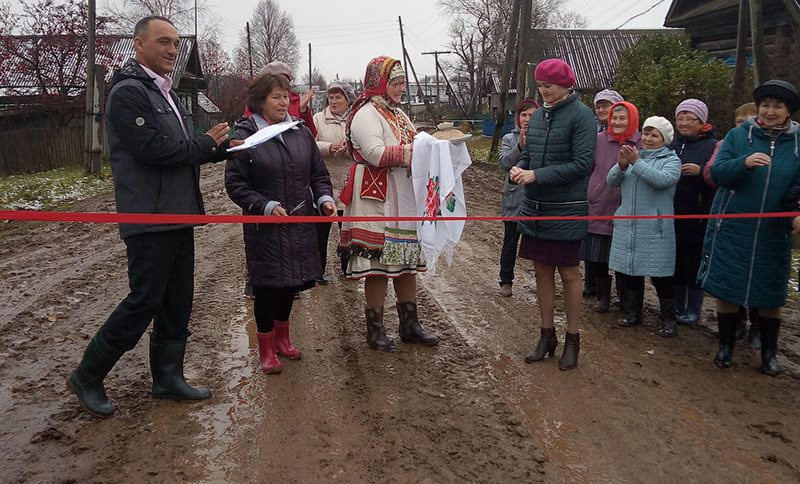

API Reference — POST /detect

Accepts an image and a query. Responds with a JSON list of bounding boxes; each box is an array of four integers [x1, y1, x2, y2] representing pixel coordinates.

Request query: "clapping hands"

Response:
[[618, 144, 639, 169]]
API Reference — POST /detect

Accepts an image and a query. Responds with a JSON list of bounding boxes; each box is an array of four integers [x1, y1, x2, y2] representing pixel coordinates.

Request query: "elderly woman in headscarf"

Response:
[[338, 55, 439, 352], [585, 100, 641, 313], [699, 79, 800, 376], [509, 59, 596, 370], [314, 80, 357, 281]]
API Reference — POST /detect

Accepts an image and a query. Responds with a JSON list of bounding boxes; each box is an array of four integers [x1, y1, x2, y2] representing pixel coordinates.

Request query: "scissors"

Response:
[[287, 199, 306, 215]]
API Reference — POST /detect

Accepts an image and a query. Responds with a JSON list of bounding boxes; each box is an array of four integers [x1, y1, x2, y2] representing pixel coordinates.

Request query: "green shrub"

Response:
[[615, 34, 736, 134]]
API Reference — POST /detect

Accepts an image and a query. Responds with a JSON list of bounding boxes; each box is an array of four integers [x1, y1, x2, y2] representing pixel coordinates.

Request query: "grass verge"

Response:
[[0, 164, 114, 211]]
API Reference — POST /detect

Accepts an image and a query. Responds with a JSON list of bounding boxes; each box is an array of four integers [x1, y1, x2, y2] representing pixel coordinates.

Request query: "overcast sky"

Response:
[[202, 0, 673, 81], [11, 0, 673, 80]]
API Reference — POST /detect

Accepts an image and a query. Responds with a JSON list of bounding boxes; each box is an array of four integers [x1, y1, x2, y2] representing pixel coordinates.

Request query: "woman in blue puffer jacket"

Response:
[[699, 79, 800, 377], [608, 116, 681, 338]]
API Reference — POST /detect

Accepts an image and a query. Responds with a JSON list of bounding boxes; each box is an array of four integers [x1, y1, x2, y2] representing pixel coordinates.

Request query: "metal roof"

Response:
[[529, 29, 684, 91], [0, 35, 203, 95]]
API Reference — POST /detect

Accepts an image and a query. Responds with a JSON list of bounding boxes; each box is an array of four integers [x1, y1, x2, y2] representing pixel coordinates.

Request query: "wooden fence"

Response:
[[0, 126, 84, 176]]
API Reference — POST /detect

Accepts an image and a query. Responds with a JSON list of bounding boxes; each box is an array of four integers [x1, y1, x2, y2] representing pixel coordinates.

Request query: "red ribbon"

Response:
[[2, 210, 800, 224]]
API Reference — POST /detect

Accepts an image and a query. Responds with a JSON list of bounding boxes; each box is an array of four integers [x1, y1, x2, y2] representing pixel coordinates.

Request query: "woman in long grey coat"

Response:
[[226, 73, 335, 374], [608, 116, 681, 337]]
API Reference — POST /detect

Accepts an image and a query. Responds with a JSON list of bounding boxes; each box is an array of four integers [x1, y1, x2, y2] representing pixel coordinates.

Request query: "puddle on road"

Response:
[[192, 302, 256, 482]]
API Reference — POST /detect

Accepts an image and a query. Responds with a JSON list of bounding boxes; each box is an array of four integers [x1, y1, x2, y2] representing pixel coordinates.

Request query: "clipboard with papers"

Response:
[[226, 120, 301, 152]]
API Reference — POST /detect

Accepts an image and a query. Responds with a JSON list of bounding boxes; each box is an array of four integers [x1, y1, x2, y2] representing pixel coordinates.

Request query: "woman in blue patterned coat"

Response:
[[607, 116, 681, 337], [699, 79, 800, 376]]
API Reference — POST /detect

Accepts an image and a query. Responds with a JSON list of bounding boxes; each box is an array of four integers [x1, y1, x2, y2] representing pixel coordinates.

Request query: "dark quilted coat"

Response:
[[516, 92, 596, 241], [225, 116, 333, 289]]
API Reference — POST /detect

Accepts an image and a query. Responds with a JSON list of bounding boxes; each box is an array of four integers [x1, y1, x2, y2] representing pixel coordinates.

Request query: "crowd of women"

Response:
[[500, 59, 800, 376], [225, 53, 799, 379]]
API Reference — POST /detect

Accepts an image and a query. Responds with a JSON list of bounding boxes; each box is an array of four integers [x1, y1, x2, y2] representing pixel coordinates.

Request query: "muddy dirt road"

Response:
[[1, 161, 799, 483]]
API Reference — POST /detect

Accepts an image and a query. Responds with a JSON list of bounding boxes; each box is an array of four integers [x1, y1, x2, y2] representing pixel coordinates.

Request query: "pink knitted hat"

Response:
[[534, 59, 576, 88]]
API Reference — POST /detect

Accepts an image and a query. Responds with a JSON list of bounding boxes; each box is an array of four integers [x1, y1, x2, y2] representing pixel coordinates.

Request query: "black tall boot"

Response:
[[558, 332, 580, 370], [525, 327, 558, 362], [150, 337, 212, 400], [677, 288, 704, 326], [67, 333, 124, 418], [657, 298, 677, 338], [759, 317, 781, 376], [365, 307, 396, 352], [619, 290, 644, 327], [673, 283, 688, 320], [714, 312, 738, 369], [746, 309, 761, 349], [593, 274, 612, 313], [397, 301, 439, 346], [582, 263, 596, 297], [612, 272, 625, 311]]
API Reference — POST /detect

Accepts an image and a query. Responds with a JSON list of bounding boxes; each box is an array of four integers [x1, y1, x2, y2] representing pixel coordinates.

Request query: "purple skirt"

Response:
[[519, 236, 582, 267]]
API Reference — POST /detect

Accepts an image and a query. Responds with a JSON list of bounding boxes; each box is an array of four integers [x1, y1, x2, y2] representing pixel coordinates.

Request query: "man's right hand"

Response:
[[206, 122, 230, 146]]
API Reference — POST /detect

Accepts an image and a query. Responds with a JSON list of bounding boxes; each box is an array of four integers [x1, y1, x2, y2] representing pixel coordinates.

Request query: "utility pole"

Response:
[[308, 43, 312, 89], [405, 50, 434, 116], [246, 22, 254, 78], [749, 0, 768, 85], [436, 62, 467, 118], [733, 0, 750, 104], [194, 0, 198, 38], [422, 50, 454, 111], [83, 0, 100, 175], [491, 0, 522, 157], [517, 0, 532, 99], [398, 16, 411, 110]]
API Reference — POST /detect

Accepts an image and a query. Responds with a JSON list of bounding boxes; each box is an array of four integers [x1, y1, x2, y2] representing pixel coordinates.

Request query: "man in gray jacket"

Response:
[[67, 16, 238, 417]]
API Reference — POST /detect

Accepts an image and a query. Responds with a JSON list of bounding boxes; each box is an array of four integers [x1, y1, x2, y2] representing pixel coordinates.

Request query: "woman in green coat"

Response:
[[510, 59, 596, 370], [699, 79, 800, 376]]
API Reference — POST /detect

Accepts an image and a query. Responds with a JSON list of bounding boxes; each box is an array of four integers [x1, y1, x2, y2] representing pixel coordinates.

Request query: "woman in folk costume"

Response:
[[338, 55, 439, 352]]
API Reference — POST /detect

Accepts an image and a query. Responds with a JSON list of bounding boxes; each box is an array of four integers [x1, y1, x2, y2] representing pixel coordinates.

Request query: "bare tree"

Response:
[[244, 0, 300, 74], [200, 33, 248, 123], [0, 0, 114, 126], [438, 0, 585, 116], [103, 0, 212, 36], [300, 68, 327, 89]]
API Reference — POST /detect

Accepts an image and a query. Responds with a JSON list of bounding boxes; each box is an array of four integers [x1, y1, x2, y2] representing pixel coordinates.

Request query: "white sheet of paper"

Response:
[[226, 120, 301, 152]]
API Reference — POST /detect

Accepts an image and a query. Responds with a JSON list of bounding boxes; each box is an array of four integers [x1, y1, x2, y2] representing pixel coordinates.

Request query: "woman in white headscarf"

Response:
[[314, 80, 356, 281]]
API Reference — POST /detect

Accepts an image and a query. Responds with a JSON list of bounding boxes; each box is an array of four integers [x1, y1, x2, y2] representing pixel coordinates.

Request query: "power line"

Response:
[[595, 0, 643, 29], [555, 0, 668, 59]]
